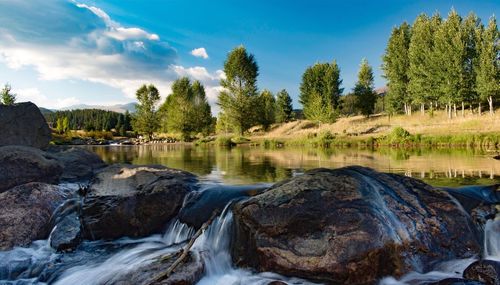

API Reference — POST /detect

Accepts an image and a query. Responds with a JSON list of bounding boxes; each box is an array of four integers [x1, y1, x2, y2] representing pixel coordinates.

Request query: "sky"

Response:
[[0, 0, 498, 112]]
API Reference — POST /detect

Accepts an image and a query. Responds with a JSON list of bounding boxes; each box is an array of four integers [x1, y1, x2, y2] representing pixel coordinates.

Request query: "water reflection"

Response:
[[83, 145, 500, 186]]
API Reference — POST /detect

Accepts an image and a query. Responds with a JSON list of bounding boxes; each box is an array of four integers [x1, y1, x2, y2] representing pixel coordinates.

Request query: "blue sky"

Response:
[[0, 0, 498, 111]]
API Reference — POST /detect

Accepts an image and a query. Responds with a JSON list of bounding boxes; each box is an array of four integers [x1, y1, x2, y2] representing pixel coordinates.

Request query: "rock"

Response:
[[0, 183, 66, 250], [81, 164, 197, 240], [179, 185, 266, 229], [112, 251, 204, 285], [0, 102, 51, 149], [464, 260, 500, 285], [0, 146, 63, 193], [232, 166, 481, 285], [428, 278, 485, 285], [48, 146, 106, 182], [442, 184, 500, 213], [50, 212, 82, 252]]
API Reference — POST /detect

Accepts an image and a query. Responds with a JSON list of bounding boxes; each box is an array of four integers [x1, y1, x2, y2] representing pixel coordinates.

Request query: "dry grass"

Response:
[[257, 111, 500, 140]]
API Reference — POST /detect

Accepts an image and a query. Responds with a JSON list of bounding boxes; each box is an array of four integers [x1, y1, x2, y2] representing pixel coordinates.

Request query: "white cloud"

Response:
[[190, 47, 209, 59], [0, 0, 223, 113], [15, 87, 80, 109]]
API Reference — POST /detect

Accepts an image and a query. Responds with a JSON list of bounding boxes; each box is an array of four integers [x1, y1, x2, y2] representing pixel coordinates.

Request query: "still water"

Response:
[[83, 144, 500, 187]]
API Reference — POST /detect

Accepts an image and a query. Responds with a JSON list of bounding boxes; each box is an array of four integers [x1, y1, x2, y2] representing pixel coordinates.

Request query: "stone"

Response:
[[0, 183, 65, 250], [50, 212, 82, 252], [81, 164, 197, 240], [0, 102, 51, 149], [232, 166, 481, 285], [464, 260, 500, 285], [0, 145, 63, 193], [48, 146, 106, 182]]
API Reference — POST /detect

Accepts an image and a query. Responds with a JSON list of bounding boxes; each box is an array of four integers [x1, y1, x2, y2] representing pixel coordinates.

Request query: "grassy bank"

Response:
[[241, 111, 500, 149]]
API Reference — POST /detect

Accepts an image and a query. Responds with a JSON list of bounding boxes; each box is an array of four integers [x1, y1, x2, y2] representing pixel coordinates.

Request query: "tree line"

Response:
[[45, 109, 132, 136], [382, 9, 499, 118]]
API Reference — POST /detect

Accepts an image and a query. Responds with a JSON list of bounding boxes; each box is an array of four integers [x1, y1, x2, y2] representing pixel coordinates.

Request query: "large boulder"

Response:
[[48, 146, 106, 181], [0, 146, 62, 193], [232, 166, 481, 285], [0, 183, 66, 250], [81, 164, 197, 240], [0, 102, 51, 149]]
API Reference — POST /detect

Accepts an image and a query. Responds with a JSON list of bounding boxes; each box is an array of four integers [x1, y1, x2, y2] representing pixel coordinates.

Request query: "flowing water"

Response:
[[0, 145, 498, 284]]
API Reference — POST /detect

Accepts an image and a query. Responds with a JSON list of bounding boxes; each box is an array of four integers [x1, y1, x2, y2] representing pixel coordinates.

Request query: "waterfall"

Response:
[[484, 219, 500, 260]]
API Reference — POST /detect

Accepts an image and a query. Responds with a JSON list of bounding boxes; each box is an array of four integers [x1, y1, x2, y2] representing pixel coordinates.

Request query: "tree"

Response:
[[132, 84, 160, 139], [433, 9, 466, 119], [258, 89, 276, 131], [275, 89, 293, 123], [62, 117, 69, 133], [476, 16, 499, 115], [382, 22, 411, 115], [162, 77, 213, 140], [299, 60, 342, 123], [218, 46, 259, 135], [354, 59, 377, 117], [461, 12, 481, 115], [1, 84, 16, 105]]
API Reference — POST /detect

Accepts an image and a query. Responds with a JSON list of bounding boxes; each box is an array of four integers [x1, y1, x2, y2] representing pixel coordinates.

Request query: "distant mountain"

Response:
[[60, 102, 137, 113], [38, 107, 54, 116]]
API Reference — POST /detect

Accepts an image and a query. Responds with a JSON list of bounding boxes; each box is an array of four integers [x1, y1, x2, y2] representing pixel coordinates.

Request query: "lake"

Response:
[[82, 144, 500, 187]]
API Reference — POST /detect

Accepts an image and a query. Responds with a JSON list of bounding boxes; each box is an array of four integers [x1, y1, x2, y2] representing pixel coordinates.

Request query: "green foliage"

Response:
[[300, 60, 343, 123], [161, 77, 214, 141], [476, 16, 499, 113], [339, 93, 358, 116], [257, 89, 276, 131], [132, 84, 160, 139], [46, 109, 131, 135], [354, 59, 377, 117], [275, 89, 293, 123], [382, 22, 411, 114], [0, 83, 16, 105], [218, 46, 260, 135]]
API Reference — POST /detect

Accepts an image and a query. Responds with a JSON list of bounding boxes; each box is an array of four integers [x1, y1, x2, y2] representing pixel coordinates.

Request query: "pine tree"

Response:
[[354, 59, 377, 117], [218, 46, 259, 135], [476, 16, 499, 115], [258, 89, 276, 131], [382, 22, 411, 115], [62, 117, 69, 133], [132, 84, 160, 139], [275, 89, 293, 123], [0, 84, 16, 105], [461, 12, 481, 116]]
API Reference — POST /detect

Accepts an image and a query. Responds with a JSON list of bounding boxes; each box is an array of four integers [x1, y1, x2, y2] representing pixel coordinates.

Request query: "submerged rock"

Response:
[[464, 260, 500, 285], [179, 185, 267, 229], [81, 164, 197, 240], [0, 183, 66, 250], [112, 251, 204, 285], [429, 278, 485, 285], [0, 102, 51, 149], [232, 166, 481, 285], [48, 146, 106, 182], [0, 146, 62, 193]]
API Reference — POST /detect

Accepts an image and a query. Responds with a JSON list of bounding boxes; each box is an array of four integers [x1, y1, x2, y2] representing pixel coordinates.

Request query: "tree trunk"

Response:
[[461, 102, 464, 117], [453, 103, 457, 118], [479, 102, 482, 116], [488, 96, 494, 115], [409, 104, 412, 116], [470, 103, 473, 115], [421, 103, 425, 115], [404, 103, 407, 116]]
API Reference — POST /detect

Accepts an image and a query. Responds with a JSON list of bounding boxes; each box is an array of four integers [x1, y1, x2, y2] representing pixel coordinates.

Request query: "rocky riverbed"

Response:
[[0, 103, 498, 284]]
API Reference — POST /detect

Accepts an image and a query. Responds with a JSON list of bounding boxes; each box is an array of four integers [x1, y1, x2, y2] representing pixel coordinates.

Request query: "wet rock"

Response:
[[0, 102, 51, 149], [179, 185, 266, 229], [112, 251, 204, 285], [48, 146, 106, 182], [81, 164, 197, 240], [428, 278, 485, 285], [0, 183, 66, 250], [232, 166, 481, 285], [0, 146, 63, 193], [463, 260, 500, 285], [442, 184, 500, 213], [50, 212, 82, 252]]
